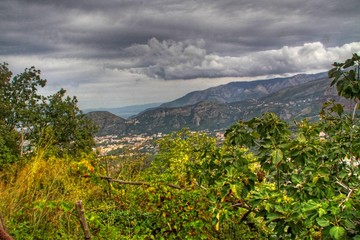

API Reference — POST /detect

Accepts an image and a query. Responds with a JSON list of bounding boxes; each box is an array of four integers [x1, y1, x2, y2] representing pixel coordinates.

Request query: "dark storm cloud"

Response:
[[4, 0, 360, 50], [3, 0, 359, 57], [0, 0, 359, 99]]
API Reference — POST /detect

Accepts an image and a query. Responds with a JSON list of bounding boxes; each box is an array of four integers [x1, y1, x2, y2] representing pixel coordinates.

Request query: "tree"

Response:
[[0, 63, 97, 163], [329, 53, 360, 102], [34, 88, 97, 156], [2, 65, 46, 133], [0, 125, 19, 167], [0, 63, 20, 164]]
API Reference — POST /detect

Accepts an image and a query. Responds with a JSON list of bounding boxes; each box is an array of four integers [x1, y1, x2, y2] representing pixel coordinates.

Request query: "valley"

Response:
[[87, 72, 352, 138]]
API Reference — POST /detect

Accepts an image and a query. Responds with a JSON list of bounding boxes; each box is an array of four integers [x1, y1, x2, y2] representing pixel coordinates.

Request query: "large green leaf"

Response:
[[270, 148, 283, 166], [316, 217, 330, 227], [329, 226, 346, 240], [267, 212, 284, 221], [317, 208, 327, 217], [291, 174, 302, 184], [302, 200, 320, 212]]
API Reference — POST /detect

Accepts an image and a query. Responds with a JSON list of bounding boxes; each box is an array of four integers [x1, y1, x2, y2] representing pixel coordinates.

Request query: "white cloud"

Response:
[[4, 39, 360, 109], [120, 39, 360, 80]]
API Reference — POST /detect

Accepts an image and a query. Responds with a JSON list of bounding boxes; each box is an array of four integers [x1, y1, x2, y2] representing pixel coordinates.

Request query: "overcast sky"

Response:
[[1, 0, 359, 109]]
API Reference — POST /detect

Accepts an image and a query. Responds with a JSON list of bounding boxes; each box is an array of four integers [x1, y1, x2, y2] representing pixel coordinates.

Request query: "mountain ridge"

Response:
[[160, 72, 327, 108], [87, 72, 348, 136]]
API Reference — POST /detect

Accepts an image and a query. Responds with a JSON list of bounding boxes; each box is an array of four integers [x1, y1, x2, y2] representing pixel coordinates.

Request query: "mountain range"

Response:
[[87, 72, 350, 136]]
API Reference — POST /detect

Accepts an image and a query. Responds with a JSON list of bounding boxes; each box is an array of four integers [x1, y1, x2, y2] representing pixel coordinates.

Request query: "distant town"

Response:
[[95, 130, 226, 156]]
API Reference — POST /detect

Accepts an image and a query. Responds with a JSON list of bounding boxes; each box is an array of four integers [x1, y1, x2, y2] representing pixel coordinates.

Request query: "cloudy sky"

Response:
[[1, 0, 359, 109]]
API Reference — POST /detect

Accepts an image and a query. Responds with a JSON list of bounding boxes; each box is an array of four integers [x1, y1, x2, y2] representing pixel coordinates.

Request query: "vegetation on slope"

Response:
[[0, 54, 359, 239], [88, 73, 348, 137]]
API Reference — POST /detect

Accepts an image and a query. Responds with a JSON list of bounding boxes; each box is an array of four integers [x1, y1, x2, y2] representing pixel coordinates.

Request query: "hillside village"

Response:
[[95, 130, 226, 155]]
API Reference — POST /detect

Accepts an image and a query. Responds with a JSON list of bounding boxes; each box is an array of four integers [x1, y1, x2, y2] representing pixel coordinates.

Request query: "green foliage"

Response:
[[329, 53, 360, 100], [1, 54, 360, 239], [145, 129, 218, 186], [0, 62, 97, 165], [0, 125, 20, 167], [38, 89, 98, 157], [224, 110, 360, 238], [141, 129, 268, 238], [3, 65, 46, 131]]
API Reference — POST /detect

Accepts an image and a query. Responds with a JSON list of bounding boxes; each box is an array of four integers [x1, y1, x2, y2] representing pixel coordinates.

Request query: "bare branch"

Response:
[[0, 216, 13, 240], [98, 175, 183, 190]]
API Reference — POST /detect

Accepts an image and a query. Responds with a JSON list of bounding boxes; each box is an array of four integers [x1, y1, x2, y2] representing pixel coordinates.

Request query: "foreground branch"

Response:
[[336, 178, 355, 211], [0, 228, 13, 240], [97, 175, 183, 190], [0, 216, 13, 240]]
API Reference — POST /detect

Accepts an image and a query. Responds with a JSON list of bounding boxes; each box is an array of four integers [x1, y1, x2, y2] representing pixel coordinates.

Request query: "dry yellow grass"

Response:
[[0, 149, 104, 238]]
